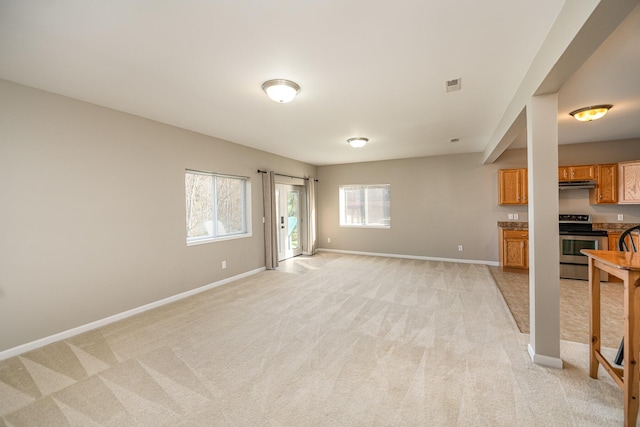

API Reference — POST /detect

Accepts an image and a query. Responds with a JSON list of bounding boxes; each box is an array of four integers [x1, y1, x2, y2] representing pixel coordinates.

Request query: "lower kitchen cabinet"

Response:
[[499, 228, 528, 272], [609, 231, 640, 252], [607, 231, 640, 283]]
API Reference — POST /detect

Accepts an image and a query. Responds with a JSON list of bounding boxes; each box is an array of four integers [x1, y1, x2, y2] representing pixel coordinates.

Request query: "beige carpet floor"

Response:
[[489, 267, 624, 349], [0, 253, 627, 426]]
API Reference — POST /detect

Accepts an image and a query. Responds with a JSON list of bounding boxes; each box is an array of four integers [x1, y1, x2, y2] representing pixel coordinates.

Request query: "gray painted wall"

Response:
[[1, 76, 639, 354], [318, 153, 504, 263], [317, 139, 640, 261], [0, 79, 317, 352]]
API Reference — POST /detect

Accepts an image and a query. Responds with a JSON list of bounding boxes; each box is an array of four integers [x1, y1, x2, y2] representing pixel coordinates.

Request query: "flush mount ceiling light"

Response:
[[569, 104, 613, 122], [347, 137, 368, 148], [262, 79, 300, 103]]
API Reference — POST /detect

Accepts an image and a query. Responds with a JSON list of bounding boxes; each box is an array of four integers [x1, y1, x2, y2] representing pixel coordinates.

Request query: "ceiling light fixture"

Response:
[[569, 104, 612, 122], [347, 137, 368, 148], [262, 79, 300, 103]]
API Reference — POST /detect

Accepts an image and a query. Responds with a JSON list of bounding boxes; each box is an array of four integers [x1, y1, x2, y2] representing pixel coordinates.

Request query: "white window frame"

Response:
[[339, 184, 391, 229], [185, 169, 252, 246]]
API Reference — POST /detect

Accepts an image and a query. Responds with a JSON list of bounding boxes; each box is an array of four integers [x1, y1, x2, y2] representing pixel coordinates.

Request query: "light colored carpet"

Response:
[[489, 267, 624, 349], [0, 253, 626, 425]]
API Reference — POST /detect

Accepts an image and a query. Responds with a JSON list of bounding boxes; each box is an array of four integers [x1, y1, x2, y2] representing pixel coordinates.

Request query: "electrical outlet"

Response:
[[458, 245, 463, 252], [222, 261, 227, 269], [327, 237, 331, 243], [513, 213, 519, 220], [618, 214, 624, 221], [508, 213, 514, 220]]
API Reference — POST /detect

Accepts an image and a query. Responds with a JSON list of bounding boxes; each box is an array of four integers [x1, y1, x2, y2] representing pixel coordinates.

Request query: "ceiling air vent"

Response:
[[445, 78, 461, 92]]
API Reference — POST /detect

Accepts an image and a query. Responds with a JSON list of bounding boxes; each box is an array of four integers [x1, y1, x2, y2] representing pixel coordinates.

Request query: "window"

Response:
[[339, 184, 390, 228], [185, 170, 251, 244]]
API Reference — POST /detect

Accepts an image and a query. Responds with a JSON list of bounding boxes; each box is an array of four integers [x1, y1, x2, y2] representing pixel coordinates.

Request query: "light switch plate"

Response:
[[618, 214, 624, 221]]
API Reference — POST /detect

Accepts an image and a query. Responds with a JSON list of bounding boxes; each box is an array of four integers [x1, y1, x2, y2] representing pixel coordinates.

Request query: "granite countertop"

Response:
[[497, 221, 639, 232], [497, 221, 528, 230], [593, 223, 640, 232]]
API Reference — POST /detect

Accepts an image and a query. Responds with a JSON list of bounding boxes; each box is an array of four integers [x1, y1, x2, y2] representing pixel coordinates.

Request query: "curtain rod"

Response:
[[257, 170, 318, 182]]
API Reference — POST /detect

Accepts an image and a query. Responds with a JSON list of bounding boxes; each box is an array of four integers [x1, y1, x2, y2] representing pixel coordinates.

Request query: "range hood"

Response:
[[559, 180, 596, 190]]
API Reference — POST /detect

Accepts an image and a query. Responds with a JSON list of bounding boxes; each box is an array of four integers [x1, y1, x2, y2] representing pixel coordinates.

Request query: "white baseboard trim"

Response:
[[0, 267, 266, 361], [317, 248, 499, 266], [528, 343, 564, 369]]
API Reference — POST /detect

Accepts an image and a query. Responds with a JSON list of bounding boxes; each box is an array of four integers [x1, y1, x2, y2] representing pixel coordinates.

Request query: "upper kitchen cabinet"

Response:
[[590, 164, 618, 204], [498, 168, 527, 205], [558, 164, 595, 182], [618, 160, 640, 204]]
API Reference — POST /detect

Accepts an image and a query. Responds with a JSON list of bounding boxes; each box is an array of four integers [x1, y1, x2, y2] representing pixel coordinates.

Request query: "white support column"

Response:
[[527, 93, 562, 369]]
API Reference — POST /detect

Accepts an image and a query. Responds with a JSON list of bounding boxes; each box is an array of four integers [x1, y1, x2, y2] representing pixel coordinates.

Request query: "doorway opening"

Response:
[[275, 183, 306, 261]]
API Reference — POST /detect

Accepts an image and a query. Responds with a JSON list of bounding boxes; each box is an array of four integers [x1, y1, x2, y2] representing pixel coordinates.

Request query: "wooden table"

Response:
[[582, 249, 640, 426]]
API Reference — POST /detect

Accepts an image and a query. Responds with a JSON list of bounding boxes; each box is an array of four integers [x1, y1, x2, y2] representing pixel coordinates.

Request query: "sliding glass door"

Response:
[[275, 184, 304, 261]]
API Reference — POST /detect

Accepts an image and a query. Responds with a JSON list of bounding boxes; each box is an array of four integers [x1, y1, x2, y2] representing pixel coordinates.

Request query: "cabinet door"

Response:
[[608, 233, 621, 251], [590, 164, 617, 204], [609, 231, 640, 252], [499, 169, 526, 205], [558, 166, 570, 182], [607, 232, 623, 282], [619, 161, 640, 204], [503, 237, 527, 268], [502, 230, 528, 269], [570, 165, 595, 181]]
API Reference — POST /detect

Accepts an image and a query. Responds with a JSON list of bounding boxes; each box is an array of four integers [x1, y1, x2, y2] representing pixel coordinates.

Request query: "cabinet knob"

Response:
[[599, 193, 602, 200]]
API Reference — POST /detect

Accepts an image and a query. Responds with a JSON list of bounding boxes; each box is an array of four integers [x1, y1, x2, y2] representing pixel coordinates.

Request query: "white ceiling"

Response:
[[0, 1, 638, 166]]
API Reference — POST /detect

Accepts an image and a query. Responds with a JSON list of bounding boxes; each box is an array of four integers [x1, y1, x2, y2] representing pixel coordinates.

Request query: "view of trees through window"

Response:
[[288, 191, 299, 250], [185, 170, 247, 242], [339, 184, 390, 227]]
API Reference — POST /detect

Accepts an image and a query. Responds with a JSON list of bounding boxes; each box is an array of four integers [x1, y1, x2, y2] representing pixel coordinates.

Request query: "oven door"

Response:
[[559, 234, 608, 264], [559, 234, 609, 280]]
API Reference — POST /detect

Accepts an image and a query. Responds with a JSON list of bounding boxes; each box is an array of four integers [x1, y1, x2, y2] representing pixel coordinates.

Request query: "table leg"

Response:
[[589, 257, 601, 379], [623, 273, 640, 427]]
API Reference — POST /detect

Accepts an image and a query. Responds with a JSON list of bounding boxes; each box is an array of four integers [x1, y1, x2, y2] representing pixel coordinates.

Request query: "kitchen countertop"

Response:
[[593, 223, 640, 232], [497, 221, 639, 232], [498, 221, 638, 233], [497, 221, 528, 230]]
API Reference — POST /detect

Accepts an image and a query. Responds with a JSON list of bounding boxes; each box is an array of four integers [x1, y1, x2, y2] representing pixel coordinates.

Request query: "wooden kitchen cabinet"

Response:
[[609, 231, 640, 252], [499, 229, 528, 271], [618, 160, 640, 204], [558, 164, 595, 182], [590, 163, 618, 204], [498, 168, 527, 205], [609, 232, 621, 251], [607, 230, 639, 283]]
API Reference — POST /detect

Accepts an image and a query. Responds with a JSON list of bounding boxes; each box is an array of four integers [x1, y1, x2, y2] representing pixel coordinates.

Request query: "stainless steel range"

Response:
[[559, 214, 608, 280]]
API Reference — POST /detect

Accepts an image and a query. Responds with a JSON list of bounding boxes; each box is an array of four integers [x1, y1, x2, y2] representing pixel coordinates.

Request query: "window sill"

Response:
[[339, 225, 390, 229], [187, 233, 253, 246]]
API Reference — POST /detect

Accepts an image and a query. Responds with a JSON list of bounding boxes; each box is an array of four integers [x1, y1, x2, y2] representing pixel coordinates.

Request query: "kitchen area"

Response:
[[497, 157, 640, 281]]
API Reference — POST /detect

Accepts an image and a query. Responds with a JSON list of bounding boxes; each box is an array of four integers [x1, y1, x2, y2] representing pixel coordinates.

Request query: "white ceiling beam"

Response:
[[482, 0, 639, 164]]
